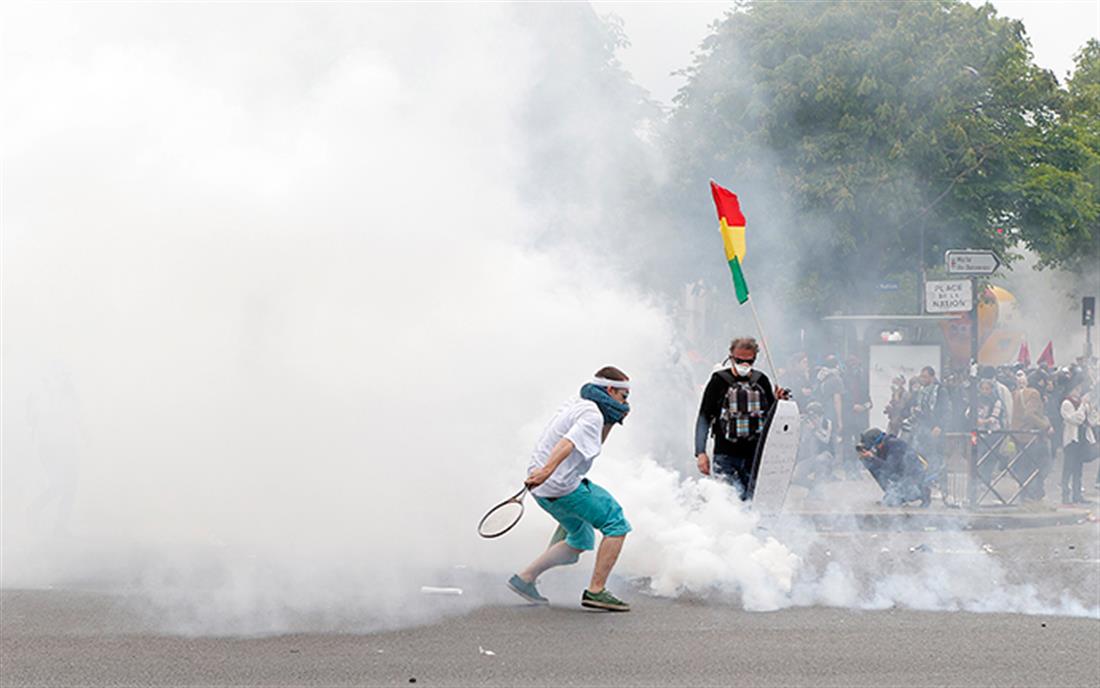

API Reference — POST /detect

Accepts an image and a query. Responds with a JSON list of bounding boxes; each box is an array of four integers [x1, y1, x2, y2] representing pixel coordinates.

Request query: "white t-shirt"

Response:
[[528, 396, 605, 498]]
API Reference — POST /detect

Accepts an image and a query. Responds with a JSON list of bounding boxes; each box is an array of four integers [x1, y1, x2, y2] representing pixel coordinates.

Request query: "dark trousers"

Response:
[[1062, 442, 1086, 502], [714, 443, 758, 500], [862, 459, 930, 507]]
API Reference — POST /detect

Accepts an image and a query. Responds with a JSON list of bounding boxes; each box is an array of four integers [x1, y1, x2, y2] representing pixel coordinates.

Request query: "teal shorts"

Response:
[[534, 479, 631, 551]]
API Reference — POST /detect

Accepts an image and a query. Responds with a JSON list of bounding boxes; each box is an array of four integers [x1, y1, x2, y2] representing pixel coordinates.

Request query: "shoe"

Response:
[[581, 588, 630, 612], [507, 574, 549, 605]]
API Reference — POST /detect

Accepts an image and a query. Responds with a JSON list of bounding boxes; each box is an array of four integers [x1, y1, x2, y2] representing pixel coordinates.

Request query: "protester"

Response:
[[814, 355, 847, 474], [791, 401, 834, 497], [1060, 378, 1097, 505], [970, 379, 1006, 431], [901, 376, 922, 440], [980, 366, 1014, 429], [942, 372, 969, 433], [790, 352, 815, 401], [1012, 372, 1052, 501], [842, 355, 872, 475], [856, 427, 933, 507], [695, 337, 789, 499], [1014, 369, 1029, 393], [912, 366, 951, 487], [510, 366, 633, 612]]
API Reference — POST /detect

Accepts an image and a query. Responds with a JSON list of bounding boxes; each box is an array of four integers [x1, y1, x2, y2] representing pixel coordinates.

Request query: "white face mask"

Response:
[[734, 363, 753, 377]]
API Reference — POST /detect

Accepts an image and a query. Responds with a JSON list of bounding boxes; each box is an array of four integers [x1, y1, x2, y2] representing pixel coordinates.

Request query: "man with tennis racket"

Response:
[[507, 366, 633, 612]]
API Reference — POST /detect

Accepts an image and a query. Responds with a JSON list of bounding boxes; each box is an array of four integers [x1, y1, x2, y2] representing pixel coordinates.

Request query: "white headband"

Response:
[[591, 376, 631, 389]]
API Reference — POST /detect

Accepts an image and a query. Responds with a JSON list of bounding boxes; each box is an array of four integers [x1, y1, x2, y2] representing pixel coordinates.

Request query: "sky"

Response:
[[592, 0, 1100, 104]]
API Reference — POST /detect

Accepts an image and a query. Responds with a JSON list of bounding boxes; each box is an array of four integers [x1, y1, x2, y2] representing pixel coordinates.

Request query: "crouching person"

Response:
[[508, 366, 633, 612], [856, 427, 933, 508]]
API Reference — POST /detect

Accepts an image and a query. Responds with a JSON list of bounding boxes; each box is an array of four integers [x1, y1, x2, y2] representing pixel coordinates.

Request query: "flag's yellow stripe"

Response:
[[719, 217, 746, 262]]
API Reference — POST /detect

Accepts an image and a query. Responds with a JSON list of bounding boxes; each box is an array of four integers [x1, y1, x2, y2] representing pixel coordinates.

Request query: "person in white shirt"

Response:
[[1060, 379, 1098, 504], [507, 366, 633, 612]]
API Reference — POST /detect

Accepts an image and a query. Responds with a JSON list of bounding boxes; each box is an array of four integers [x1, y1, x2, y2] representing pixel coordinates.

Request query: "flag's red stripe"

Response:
[[710, 180, 746, 226]]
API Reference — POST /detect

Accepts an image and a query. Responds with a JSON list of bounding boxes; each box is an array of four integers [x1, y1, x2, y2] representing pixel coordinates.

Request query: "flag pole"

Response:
[[745, 294, 780, 389]]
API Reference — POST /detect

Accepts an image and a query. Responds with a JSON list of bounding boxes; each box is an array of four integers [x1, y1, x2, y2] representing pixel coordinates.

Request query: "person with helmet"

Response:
[[856, 427, 933, 508]]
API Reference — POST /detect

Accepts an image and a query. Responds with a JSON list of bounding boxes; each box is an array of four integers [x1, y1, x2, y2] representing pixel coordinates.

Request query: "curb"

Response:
[[776, 507, 1096, 531]]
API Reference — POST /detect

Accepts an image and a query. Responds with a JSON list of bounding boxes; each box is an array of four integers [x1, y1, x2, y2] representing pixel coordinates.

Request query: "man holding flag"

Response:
[[694, 182, 788, 498]]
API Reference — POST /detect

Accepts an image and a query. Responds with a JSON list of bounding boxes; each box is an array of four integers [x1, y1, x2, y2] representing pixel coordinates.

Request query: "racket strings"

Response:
[[478, 500, 524, 538]]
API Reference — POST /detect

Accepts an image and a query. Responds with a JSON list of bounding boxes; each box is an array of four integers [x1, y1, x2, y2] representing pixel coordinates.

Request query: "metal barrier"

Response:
[[967, 429, 1047, 506]]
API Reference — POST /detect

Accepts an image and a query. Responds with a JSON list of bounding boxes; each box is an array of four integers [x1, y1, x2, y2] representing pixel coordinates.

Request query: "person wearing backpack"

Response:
[[695, 337, 789, 499]]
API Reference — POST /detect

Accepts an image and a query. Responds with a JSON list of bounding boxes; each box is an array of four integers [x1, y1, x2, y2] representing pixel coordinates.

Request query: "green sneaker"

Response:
[[581, 588, 630, 612], [507, 574, 549, 605]]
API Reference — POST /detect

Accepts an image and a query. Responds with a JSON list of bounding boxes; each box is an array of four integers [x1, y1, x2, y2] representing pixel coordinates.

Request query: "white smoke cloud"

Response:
[[1, 3, 676, 633], [598, 456, 800, 611], [2, 3, 1095, 636]]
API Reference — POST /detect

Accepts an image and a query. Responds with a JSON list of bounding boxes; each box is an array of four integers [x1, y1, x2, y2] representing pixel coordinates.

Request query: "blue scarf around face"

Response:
[[580, 383, 630, 425]]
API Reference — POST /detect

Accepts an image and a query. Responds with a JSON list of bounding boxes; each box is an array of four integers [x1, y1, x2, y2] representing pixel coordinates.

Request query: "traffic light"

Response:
[[1085, 296, 1096, 327]]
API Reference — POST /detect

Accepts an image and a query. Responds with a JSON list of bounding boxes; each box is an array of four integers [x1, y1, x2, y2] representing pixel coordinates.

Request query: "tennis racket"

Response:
[[477, 485, 528, 538]]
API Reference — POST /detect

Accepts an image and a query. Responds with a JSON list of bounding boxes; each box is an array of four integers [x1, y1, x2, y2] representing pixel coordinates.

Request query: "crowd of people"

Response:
[[788, 352, 1100, 507], [506, 343, 1097, 611]]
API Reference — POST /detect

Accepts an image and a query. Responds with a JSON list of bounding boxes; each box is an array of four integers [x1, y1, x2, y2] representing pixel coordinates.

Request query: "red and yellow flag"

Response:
[[710, 180, 749, 304]]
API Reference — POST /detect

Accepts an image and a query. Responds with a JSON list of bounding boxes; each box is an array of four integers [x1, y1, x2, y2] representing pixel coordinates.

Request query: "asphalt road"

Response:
[[3, 589, 1098, 688], [4, 523, 1099, 688]]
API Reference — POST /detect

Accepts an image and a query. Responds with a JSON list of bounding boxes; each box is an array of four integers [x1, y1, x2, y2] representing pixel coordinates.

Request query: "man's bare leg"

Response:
[[518, 540, 583, 583], [587, 535, 625, 593]]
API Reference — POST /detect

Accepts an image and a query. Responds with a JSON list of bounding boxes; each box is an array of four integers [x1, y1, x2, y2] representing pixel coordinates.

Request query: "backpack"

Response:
[[715, 369, 768, 441]]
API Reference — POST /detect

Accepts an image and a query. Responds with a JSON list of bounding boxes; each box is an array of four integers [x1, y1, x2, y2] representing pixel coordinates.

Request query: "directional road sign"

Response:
[[945, 249, 1001, 275]]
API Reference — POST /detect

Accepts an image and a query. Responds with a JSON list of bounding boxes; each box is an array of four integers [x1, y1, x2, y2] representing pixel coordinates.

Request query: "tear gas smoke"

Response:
[[3, 3, 680, 633], [2, 4, 1095, 636]]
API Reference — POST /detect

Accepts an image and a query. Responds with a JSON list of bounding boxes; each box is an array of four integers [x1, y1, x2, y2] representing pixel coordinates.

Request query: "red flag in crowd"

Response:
[[1017, 340, 1031, 366], [1037, 341, 1055, 367]]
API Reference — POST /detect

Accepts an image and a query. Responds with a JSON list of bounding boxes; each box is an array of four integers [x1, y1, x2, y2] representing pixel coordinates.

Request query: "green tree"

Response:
[[665, 0, 1090, 315], [1016, 39, 1100, 272]]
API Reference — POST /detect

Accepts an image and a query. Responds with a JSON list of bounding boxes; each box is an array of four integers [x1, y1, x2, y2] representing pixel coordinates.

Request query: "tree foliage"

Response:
[[1017, 39, 1100, 272], [665, 1, 1098, 314]]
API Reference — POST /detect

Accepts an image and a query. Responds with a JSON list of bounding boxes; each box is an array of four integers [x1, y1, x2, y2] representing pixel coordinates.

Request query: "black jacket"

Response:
[[695, 368, 776, 456]]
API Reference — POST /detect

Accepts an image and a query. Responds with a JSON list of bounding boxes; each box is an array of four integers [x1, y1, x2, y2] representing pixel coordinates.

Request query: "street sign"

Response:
[[925, 279, 973, 313], [946, 249, 1001, 275]]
